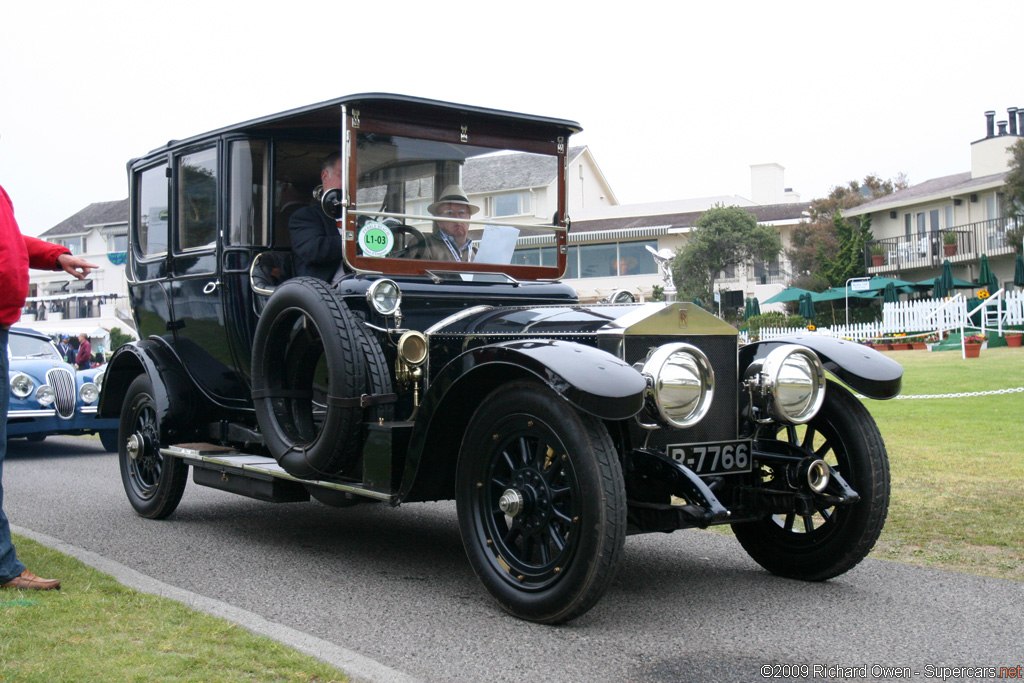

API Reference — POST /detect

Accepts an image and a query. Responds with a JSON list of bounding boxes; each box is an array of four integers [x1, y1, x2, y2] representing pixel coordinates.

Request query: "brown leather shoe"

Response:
[[1, 569, 61, 590]]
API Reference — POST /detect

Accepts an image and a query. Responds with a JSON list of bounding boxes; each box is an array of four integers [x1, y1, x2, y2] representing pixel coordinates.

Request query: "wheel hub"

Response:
[[126, 433, 143, 461], [507, 469, 551, 532], [498, 489, 524, 517]]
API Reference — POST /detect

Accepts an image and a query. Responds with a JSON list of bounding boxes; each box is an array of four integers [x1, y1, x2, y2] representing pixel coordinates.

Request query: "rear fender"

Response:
[[97, 340, 200, 437], [740, 335, 902, 399]]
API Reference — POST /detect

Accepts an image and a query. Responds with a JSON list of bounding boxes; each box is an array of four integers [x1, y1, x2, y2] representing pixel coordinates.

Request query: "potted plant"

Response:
[[942, 232, 958, 257], [963, 333, 986, 358], [869, 243, 886, 267], [1005, 331, 1023, 347]]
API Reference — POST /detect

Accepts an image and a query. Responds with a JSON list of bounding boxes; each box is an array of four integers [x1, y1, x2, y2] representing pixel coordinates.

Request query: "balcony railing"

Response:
[[865, 216, 1021, 273]]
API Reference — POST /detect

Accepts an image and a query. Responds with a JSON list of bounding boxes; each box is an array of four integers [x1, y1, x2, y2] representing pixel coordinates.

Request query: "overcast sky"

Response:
[[1, 0, 1020, 237]]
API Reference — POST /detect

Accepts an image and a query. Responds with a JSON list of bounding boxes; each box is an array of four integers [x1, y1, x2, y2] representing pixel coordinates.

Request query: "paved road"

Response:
[[4, 436, 1022, 682]]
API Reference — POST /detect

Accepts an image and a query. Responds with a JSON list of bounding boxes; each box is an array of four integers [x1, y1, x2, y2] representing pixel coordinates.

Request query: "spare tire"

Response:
[[306, 321, 395, 506], [251, 277, 366, 478]]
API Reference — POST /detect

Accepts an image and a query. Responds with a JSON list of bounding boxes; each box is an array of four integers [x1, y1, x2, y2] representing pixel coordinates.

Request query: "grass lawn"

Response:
[[863, 346, 1024, 580], [0, 536, 348, 683]]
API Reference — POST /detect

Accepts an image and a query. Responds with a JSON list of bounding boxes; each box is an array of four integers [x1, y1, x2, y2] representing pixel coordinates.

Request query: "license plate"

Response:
[[667, 440, 752, 476]]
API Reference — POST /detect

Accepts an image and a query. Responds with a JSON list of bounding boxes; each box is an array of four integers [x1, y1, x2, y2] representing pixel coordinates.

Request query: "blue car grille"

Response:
[[46, 368, 76, 419]]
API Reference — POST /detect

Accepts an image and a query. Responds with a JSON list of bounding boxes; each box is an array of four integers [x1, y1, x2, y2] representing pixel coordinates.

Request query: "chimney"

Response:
[[998, 120, 1009, 136], [1009, 108, 1019, 136], [985, 110, 996, 138]]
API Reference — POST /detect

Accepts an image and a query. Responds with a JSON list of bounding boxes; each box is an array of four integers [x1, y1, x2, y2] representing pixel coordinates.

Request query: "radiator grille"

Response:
[[625, 335, 738, 450], [46, 368, 76, 419]]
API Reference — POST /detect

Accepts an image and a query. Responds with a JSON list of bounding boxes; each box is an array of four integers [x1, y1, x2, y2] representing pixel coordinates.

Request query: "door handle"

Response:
[[202, 280, 220, 294]]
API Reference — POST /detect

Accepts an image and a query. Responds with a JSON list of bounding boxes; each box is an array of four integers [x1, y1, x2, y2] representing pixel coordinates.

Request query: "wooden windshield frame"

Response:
[[342, 108, 568, 279]]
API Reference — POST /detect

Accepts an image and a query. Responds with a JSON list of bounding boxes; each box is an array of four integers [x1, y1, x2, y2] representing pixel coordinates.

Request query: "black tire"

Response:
[[25, 434, 46, 443], [733, 380, 890, 580], [99, 429, 119, 453], [119, 375, 188, 519], [251, 277, 366, 478], [456, 380, 626, 624]]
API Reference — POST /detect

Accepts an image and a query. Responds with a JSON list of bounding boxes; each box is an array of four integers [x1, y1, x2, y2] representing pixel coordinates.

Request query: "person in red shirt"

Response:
[[75, 332, 92, 370], [1, 182, 97, 591]]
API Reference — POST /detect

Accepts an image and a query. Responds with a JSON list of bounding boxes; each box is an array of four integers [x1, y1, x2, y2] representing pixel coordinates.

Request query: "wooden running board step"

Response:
[[162, 443, 394, 502]]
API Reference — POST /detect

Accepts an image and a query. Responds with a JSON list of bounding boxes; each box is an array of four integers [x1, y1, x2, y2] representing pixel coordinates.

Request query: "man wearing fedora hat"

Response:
[[423, 185, 479, 262]]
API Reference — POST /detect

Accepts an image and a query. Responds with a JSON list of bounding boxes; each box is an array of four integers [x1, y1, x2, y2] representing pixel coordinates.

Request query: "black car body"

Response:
[[99, 94, 902, 623]]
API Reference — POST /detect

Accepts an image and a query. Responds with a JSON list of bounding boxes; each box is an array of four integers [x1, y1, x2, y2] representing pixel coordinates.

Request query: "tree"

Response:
[[788, 174, 908, 287], [671, 204, 782, 304], [1004, 139, 1024, 254], [108, 326, 133, 352]]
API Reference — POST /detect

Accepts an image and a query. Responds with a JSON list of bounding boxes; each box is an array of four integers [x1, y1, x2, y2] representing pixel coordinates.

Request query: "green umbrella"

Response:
[[977, 253, 997, 291], [762, 286, 814, 305], [940, 259, 955, 294], [883, 282, 899, 303], [744, 297, 753, 319], [751, 297, 761, 316], [1015, 253, 1024, 289], [814, 287, 876, 302], [798, 292, 815, 319], [863, 275, 916, 292], [932, 276, 949, 299]]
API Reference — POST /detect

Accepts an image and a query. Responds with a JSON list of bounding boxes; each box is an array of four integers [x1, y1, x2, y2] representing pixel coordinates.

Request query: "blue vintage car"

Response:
[[7, 327, 118, 450]]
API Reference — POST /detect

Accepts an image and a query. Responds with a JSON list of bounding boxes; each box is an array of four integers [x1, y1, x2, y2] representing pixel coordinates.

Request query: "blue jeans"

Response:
[[0, 327, 28, 583]]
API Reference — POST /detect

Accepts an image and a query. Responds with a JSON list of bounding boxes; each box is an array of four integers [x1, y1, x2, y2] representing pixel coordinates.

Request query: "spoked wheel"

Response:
[[119, 375, 187, 519], [733, 380, 890, 580], [456, 380, 626, 624]]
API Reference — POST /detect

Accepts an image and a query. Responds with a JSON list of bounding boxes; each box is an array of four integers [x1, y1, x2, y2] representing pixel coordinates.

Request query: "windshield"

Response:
[[344, 131, 567, 279], [9, 334, 62, 360]]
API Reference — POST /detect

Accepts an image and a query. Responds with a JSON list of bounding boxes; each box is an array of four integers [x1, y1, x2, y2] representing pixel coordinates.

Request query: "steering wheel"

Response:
[[388, 225, 426, 259]]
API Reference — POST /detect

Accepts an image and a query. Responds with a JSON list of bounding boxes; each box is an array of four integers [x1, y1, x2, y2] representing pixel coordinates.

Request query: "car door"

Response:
[[167, 144, 248, 407]]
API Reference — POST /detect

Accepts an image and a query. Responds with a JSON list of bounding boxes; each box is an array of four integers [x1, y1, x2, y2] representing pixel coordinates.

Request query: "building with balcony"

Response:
[[24, 199, 135, 352], [848, 108, 1023, 288]]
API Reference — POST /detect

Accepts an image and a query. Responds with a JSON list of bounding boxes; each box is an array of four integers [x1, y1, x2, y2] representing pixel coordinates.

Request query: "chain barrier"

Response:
[[860, 387, 1024, 400]]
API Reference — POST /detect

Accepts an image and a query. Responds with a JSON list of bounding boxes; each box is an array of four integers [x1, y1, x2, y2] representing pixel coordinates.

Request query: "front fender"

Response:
[[398, 339, 646, 502], [741, 335, 902, 399], [436, 339, 647, 420]]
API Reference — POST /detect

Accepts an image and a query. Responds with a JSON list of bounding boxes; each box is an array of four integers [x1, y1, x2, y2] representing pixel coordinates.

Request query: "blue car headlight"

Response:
[[79, 382, 100, 404], [36, 384, 56, 407], [11, 372, 34, 399]]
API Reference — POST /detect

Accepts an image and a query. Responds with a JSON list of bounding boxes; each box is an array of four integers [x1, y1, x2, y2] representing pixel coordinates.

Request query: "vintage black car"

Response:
[[98, 94, 902, 624]]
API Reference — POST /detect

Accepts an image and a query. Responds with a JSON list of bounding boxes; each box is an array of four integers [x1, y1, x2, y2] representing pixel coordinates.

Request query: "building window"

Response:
[[904, 214, 911, 238], [945, 205, 954, 229], [929, 209, 940, 233], [916, 212, 926, 237], [107, 234, 128, 253], [57, 236, 85, 255], [490, 191, 530, 217]]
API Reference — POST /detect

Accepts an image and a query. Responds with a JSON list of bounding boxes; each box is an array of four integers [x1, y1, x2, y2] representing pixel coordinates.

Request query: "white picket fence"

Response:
[[755, 289, 1024, 342]]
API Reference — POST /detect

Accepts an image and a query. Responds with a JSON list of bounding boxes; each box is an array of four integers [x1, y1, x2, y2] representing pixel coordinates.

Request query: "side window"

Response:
[[177, 147, 218, 251], [136, 163, 169, 256], [228, 140, 267, 246]]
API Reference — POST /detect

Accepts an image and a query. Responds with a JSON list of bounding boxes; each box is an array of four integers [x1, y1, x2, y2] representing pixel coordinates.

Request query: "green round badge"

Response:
[[358, 221, 395, 257]]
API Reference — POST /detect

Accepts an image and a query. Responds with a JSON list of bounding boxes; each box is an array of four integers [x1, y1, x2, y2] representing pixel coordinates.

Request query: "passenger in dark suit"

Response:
[[289, 153, 344, 281]]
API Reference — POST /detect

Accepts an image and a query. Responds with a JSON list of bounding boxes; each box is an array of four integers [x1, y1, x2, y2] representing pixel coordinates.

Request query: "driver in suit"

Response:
[[289, 152, 344, 281]]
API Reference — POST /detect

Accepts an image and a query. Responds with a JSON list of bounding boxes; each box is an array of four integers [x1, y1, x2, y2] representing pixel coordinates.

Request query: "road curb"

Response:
[[12, 525, 422, 683]]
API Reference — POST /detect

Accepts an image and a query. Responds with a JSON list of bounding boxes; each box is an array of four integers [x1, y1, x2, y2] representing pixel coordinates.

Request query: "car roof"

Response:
[[9, 326, 50, 342], [131, 93, 583, 165]]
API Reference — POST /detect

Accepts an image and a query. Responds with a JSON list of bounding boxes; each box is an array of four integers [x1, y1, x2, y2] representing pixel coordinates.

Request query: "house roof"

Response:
[[463, 147, 584, 194], [569, 201, 811, 234], [39, 199, 129, 237], [844, 171, 1007, 217]]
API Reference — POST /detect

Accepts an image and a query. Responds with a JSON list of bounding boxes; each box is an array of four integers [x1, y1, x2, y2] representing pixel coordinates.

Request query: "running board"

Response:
[[162, 443, 397, 504]]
